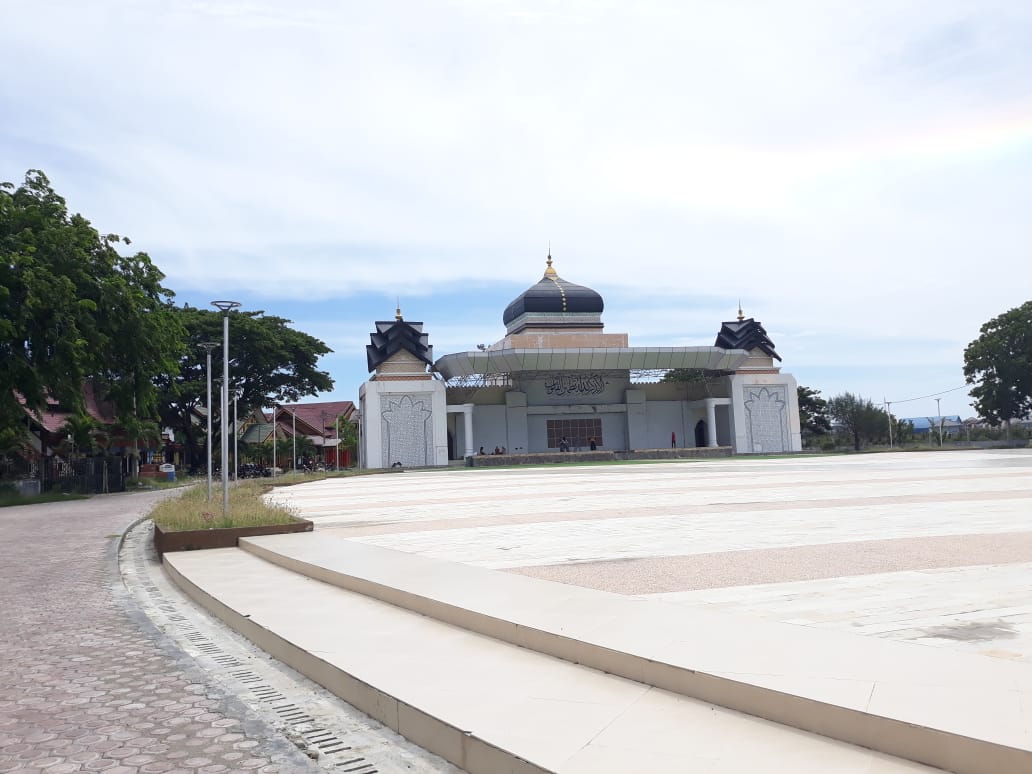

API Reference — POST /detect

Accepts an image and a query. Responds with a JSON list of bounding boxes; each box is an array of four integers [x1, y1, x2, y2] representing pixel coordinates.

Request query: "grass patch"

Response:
[[0, 492, 90, 508], [150, 479, 301, 531], [151, 468, 382, 531]]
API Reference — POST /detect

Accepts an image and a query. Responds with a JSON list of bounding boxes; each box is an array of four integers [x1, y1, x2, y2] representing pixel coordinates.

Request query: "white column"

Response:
[[706, 399, 718, 447], [463, 404, 474, 457]]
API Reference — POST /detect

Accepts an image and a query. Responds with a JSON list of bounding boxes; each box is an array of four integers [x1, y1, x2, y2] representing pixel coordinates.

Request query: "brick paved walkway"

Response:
[[0, 490, 317, 774]]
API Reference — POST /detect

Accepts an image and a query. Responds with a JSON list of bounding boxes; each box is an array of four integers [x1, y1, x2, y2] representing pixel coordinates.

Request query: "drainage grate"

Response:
[[167, 624, 373, 766], [117, 524, 461, 773], [337, 758, 378, 772]]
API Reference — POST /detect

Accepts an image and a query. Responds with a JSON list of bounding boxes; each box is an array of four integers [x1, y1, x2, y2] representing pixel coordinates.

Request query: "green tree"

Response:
[[661, 368, 733, 400], [0, 170, 182, 438], [290, 435, 317, 467], [243, 439, 274, 467], [963, 301, 1032, 427], [119, 414, 162, 477], [156, 306, 333, 471], [797, 386, 831, 447], [0, 425, 27, 457], [336, 418, 359, 466], [662, 369, 707, 383], [828, 392, 889, 451], [59, 412, 98, 456], [893, 418, 915, 445]]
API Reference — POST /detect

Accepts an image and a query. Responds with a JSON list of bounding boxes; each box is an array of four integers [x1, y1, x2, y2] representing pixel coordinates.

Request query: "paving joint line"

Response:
[[118, 518, 459, 774]]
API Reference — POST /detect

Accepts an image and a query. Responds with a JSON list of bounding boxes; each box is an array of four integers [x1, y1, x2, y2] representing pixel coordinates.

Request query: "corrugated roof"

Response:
[[277, 401, 355, 434], [18, 380, 119, 433], [903, 416, 964, 430]]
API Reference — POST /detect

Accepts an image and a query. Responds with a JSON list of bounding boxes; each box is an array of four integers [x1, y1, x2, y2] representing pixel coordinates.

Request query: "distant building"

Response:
[[238, 401, 356, 467], [904, 415, 965, 439], [16, 380, 166, 462], [10, 380, 166, 493], [359, 254, 803, 468]]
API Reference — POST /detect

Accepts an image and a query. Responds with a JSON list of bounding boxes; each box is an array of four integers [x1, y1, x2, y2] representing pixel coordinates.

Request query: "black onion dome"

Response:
[[502, 255, 604, 326]]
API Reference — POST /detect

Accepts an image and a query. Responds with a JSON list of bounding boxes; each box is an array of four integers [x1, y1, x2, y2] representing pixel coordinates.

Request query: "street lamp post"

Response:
[[198, 342, 218, 501], [271, 405, 277, 478], [935, 397, 943, 447], [232, 389, 239, 480], [291, 408, 297, 472], [215, 377, 224, 474], [211, 301, 241, 515]]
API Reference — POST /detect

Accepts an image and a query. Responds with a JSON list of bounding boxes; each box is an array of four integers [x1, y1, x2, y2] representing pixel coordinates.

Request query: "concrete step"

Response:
[[165, 546, 944, 774], [233, 531, 1032, 774]]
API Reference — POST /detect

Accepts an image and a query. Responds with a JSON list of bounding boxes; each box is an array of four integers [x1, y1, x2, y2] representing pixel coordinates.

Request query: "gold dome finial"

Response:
[[544, 243, 557, 277], [737, 301, 744, 321], [395, 298, 403, 321]]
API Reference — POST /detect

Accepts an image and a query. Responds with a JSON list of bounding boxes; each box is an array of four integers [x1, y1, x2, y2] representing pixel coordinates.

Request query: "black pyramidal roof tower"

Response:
[[714, 317, 781, 362], [366, 313, 434, 372]]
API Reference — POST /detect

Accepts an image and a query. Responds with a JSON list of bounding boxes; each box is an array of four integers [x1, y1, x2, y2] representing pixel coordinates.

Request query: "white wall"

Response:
[[359, 378, 448, 468], [726, 373, 802, 453], [716, 404, 732, 446], [473, 405, 508, 453], [645, 400, 692, 448]]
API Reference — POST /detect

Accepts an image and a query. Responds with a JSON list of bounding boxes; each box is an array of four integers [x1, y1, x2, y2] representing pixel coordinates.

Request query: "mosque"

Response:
[[358, 255, 802, 468]]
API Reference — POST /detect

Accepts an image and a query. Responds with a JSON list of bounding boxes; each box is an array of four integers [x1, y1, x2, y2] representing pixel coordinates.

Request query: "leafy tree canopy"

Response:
[[660, 368, 734, 400], [963, 300, 1032, 425], [797, 386, 831, 443], [2, 170, 337, 475], [156, 306, 334, 468], [828, 392, 889, 451], [1, 170, 183, 433]]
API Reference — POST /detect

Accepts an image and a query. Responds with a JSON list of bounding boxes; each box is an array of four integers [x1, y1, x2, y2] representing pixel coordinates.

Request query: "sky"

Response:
[[3, 0, 1031, 419]]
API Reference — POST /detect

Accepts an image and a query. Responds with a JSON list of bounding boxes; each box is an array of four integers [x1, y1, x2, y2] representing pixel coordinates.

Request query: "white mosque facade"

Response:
[[358, 256, 802, 468]]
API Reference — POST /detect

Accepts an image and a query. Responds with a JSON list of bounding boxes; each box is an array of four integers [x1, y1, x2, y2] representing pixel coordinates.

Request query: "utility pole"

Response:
[[885, 399, 893, 449], [935, 397, 943, 447], [321, 410, 328, 468]]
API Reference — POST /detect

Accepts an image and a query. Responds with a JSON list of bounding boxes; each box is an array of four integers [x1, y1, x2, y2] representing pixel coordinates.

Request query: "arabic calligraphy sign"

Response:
[[543, 373, 609, 397]]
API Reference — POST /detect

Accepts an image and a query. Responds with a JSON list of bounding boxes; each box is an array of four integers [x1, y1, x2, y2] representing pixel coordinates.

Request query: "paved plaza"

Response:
[[271, 449, 1032, 664], [3, 449, 1030, 774]]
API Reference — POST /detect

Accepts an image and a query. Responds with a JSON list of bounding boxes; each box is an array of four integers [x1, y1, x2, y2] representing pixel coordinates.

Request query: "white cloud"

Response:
[[2, 0, 1030, 418]]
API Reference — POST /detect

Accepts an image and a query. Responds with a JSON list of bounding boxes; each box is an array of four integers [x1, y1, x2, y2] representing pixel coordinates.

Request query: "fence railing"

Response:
[[2, 455, 126, 495]]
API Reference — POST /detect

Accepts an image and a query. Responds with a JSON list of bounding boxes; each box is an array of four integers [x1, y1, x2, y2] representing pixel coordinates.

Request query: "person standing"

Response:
[[559, 436, 570, 452], [671, 431, 677, 448]]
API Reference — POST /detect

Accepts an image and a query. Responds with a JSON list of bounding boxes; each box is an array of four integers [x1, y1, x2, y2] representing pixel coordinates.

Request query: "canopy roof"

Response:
[[434, 347, 750, 380]]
